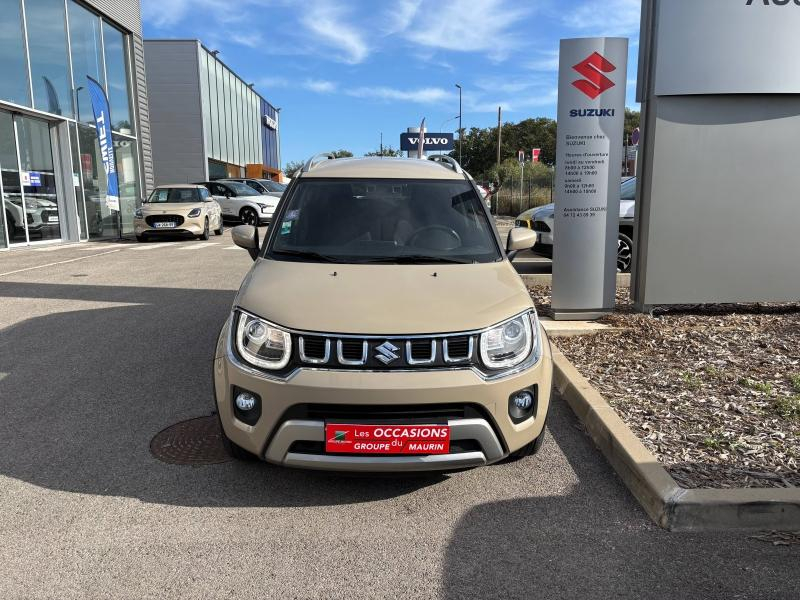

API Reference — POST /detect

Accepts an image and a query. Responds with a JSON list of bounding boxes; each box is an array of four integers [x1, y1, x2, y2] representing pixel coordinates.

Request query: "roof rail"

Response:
[[301, 152, 337, 173], [427, 154, 463, 174]]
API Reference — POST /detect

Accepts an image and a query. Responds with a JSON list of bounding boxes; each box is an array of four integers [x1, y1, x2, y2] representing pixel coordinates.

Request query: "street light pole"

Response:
[[455, 84, 462, 164]]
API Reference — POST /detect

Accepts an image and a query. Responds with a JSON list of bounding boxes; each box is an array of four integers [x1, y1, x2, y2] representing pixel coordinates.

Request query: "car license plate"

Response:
[[48, 216, 59, 223], [153, 222, 175, 228], [325, 423, 450, 455]]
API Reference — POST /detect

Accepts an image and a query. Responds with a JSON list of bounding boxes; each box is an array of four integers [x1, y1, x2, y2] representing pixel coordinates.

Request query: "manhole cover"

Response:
[[150, 415, 232, 465]]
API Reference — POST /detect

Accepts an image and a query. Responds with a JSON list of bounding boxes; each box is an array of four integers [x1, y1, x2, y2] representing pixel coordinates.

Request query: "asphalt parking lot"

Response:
[[0, 234, 797, 599]]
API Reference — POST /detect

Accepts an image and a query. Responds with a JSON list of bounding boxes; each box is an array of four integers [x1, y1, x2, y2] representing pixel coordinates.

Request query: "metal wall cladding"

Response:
[[648, 0, 800, 96]]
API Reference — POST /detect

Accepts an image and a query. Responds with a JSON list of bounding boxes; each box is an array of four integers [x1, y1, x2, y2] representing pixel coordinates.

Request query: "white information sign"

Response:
[[552, 37, 628, 320]]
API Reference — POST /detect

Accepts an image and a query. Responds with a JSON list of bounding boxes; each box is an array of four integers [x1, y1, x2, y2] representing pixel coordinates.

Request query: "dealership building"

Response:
[[144, 40, 281, 186], [0, 0, 153, 249]]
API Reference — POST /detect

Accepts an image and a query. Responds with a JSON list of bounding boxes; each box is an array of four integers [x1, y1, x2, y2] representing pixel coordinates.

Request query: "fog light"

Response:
[[235, 392, 257, 411], [508, 387, 536, 423], [513, 391, 533, 410]]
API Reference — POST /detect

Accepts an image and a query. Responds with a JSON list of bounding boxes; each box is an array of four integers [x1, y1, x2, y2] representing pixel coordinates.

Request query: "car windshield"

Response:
[[258, 180, 286, 193], [147, 188, 201, 203], [224, 181, 261, 196], [268, 179, 501, 264]]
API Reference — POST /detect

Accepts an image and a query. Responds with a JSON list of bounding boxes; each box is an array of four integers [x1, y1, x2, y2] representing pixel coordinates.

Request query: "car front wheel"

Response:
[[240, 207, 258, 226], [617, 232, 633, 273], [199, 217, 210, 241]]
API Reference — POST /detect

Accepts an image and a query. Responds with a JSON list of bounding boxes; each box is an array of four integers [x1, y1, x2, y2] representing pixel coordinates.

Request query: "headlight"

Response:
[[479, 312, 536, 370], [258, 203, 269, 213], [134, 208, 143, 219], [187, 207, 202, 218], [235, 312, 291, 370]]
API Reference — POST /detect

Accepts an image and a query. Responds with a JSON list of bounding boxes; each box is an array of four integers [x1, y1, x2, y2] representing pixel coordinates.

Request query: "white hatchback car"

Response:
[[199, 180, 278, 226]]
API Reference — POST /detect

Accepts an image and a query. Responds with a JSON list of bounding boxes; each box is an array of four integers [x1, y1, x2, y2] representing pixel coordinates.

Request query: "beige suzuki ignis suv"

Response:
[[134, 184, 223, 242], [214, 154, 552, 471]]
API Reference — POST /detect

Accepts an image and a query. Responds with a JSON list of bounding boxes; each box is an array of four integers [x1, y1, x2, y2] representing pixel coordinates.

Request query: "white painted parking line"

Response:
[[76, 244, 119, 251], [223, 246, 240, 250], [0, 249, 121, 278], [177, 242, 218, 251], [128, 242, 178, 251], [33, 244, 80, 252]]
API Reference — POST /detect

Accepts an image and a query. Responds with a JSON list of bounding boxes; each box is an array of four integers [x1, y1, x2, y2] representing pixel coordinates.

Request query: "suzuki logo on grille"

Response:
[[375, 341, 400, 365], [572, 52, 616, 99]]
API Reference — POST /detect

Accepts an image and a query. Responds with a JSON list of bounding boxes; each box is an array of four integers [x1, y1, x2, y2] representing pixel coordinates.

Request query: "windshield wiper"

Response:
[[356, 255, 475, 265], [271, 249, 346, 263]]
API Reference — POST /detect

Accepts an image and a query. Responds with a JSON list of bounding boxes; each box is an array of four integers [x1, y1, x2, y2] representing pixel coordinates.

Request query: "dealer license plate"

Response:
[[153, 222, 176, 228], [48, 216, 59, 223], [325, 423, 451, 455]]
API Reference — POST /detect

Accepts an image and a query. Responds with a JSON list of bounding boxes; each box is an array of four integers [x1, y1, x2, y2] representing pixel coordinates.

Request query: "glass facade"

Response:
[[0, 0, 141, 246], [26, 0, 73, 118], [0, 0, 30, 107], [68, 0, 104, 125], [102, 22, 132, 134]]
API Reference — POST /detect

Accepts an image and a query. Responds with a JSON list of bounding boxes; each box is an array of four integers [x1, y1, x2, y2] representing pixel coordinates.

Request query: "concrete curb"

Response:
[[552, 347, 800, 532]]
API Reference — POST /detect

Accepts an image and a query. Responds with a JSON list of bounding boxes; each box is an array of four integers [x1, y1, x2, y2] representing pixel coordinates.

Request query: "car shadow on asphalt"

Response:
[[0, 281, 450, 507], [441, 404, 800, 599]]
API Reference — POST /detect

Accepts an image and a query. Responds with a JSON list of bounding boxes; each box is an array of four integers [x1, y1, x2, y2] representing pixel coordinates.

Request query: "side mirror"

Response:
[[232, 225, 260, 261], [506, 227, 537, 261], [225, 192, 232, 198]]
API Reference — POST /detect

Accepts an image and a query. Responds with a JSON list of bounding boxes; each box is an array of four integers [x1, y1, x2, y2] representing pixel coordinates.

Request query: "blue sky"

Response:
[[141, 0, 641, 167]]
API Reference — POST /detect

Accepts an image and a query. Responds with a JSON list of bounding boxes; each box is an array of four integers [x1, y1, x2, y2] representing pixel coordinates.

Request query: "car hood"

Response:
[[141, 203, 203, 214], [234, 259, 533, 335]]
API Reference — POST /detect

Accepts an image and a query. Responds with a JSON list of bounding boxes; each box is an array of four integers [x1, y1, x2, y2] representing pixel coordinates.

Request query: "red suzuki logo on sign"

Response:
[[572, 52, 616, 99]]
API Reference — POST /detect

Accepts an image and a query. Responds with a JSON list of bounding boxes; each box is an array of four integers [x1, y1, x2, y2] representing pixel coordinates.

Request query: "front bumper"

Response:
[[213, 318, 553, 471], [134, 216, 206, 236]]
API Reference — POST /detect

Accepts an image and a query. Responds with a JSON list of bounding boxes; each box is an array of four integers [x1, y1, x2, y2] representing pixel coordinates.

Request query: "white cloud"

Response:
[[300, 1, 370, 64], [303, 79, 337, 93], [382, 0, 422, 36], [563, 0, 641, 35], [526, 50, 560, 72], [346, 86, 454, 105], [141, 0, 192, 27], [466, 87, 559, 114], [394, 0, 533, 61]]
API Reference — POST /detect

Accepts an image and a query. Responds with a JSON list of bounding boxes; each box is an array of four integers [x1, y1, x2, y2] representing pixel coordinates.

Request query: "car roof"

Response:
[[300, 157, 466, 180], [155, 184, 206, 189]]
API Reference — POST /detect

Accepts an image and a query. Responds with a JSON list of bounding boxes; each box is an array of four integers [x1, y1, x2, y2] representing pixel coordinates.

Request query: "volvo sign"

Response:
[[551, 37, 628, 321], [400, 132, 454, 152]]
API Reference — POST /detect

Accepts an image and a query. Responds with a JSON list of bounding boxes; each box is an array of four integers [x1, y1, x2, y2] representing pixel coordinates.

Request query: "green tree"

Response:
[[332, 149, 353, 158], [624, 108, 640, 142], [283, 160, 304, 176], [364, 145, 403, 157], [451, 117, 557, 180]]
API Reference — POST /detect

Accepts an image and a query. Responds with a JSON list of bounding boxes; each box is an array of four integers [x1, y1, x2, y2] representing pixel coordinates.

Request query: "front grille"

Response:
[[282, 403, 493, 422], [340, 339, 366, 361], [295, 334, 477, 370], [145, 214, 185, 226], [533, 221, 551, 233], [300, 336, 327, 361]]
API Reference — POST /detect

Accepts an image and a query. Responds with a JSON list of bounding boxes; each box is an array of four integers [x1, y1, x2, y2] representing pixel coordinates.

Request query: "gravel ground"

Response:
[[529, 285, 800, 490]]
